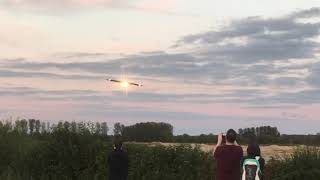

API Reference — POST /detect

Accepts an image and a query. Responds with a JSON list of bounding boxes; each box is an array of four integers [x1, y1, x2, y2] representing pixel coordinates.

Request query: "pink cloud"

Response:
[[1, 0, 175, 13]]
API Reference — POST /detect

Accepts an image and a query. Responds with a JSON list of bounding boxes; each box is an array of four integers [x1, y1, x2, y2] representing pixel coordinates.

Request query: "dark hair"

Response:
[[113, 138, 123, 150], [247, 143, 261, 157], [226, 129, 237, 143]]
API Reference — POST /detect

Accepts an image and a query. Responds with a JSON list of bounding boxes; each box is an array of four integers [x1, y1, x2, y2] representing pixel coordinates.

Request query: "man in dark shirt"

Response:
[[214, 129, 243, 180], [108, 140, 129, 180]]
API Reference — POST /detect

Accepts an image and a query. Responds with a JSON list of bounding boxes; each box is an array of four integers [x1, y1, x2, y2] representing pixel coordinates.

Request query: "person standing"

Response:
[[108, 140, 129, 180], [214, 129, 244, 180], [241, 143, 265, 180]]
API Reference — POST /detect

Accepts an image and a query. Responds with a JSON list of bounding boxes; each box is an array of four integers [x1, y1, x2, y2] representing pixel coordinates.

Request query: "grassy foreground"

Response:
[[266, 146, 320, 180], [0, 128, 215, 180], [0, 126, 319, 180]]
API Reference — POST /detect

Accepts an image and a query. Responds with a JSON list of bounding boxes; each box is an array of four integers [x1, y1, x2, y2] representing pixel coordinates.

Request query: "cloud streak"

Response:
[[175, 8, 320, 64], [0, 0, 183, 16], [2, 8, 319, 90], [1, 8, 320, 134]]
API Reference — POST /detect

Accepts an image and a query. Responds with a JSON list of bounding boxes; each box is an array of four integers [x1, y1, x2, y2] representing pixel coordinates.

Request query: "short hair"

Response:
[[226, 129, 237, 143], [247, 143, 261, 157], [113, 138, 123, 150]]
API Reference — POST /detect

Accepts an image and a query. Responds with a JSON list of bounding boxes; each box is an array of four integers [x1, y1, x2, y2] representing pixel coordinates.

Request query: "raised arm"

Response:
[[214, 133, 223, 155], [216, 133, 223, 147]]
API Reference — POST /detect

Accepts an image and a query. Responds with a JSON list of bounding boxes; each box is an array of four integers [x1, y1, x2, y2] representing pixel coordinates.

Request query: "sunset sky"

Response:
[[1, 0, 320, 134]]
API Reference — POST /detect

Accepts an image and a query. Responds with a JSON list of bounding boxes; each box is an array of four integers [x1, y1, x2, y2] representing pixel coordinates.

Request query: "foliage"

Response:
[[122, 122, 173, 142], [266, 147, 320, 180], [1, 119, 320, 180], [0, 120, 111, 180], [113, 123, 125, 136], [171, 126, 320, 145], [0, 120, 214, 180], [127, 144, 215, 180]]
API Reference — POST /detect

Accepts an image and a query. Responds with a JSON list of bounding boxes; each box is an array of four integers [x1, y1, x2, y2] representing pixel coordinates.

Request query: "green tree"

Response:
[[101, 122, 109, 136], [122, 122, 173, 142], [114, 122, 125, 136], [28, 119, 36, 134], [35, 120, 41, 134]]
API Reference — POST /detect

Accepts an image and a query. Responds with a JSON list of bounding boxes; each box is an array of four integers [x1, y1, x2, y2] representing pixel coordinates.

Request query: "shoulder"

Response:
[[215, 145, 225, 151], [119, 150, 128, 156], [242, 156, 249, 160], [241, 156, 248, 163], [236, 145, 243, 150], [235, 145, 243, 152], [214, 145, 224, 157], [259, 157, 265, 164], [120, 149, 128, 153]]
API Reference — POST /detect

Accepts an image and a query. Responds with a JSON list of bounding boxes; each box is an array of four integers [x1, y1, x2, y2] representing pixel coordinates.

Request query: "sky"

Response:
[[1, 0, 320, 135]]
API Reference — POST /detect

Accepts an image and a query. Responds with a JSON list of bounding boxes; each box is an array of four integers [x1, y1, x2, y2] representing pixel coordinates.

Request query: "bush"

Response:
[[0, 128, 215, 180], [126, 144, 215, 180], [266, 146, 320, 180]]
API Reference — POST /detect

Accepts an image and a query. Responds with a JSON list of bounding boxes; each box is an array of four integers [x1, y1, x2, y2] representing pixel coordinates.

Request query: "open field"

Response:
[[138, 142, 297, 161]]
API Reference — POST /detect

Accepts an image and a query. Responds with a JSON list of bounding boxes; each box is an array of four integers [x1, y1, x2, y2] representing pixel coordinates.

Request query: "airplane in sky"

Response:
[[107, 78, 143, 88]]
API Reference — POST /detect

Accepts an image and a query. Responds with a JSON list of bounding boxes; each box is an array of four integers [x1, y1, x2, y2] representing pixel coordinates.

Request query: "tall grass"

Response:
[[1, 125, 319, 180], [127, 144, 215, 180], [266, 146, 320, 180], [0, 130, 215, 180]]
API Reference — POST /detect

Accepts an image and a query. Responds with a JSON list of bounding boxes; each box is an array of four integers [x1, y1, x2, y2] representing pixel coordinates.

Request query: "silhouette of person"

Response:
[[214, 129, 244, 180], [108, 139, 128, 180]]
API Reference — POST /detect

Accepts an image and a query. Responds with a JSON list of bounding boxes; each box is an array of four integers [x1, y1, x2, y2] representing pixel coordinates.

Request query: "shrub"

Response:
[[126, 144, 215, 180], [266, 146, 320, 180], [0, 129, 215, 180]]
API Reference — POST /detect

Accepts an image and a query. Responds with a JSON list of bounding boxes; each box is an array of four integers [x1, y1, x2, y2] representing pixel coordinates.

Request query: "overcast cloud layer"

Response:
[[1, 7, 320, 134]]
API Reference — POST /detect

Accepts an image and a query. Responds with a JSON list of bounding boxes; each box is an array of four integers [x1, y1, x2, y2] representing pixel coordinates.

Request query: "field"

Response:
[[128, 142, 320, 179], [1, 120, 319, 180], [142, 142, 296, 161]]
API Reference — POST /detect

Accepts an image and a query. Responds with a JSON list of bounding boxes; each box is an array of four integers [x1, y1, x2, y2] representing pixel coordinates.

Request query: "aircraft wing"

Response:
[[129, 82, 143, 87], [107, 79, 121, 83], [107, 78, 143, 87]]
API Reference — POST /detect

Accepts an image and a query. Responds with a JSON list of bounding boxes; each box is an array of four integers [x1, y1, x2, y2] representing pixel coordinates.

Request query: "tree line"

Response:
[[238, 126, 280, 137], [0, 119, 213, 180], [0, 119, 109, 136], [1, 119, 320, 145], [0, 119, 319, 179], [116, 122, 173, 142], [114, 122, 320, 145]]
